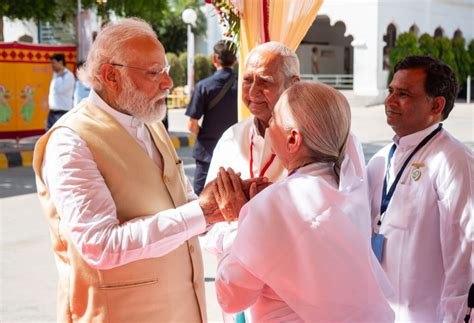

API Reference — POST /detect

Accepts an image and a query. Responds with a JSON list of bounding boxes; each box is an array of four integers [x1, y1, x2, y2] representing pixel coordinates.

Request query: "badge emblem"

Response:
[[411, 168, 422, 181]]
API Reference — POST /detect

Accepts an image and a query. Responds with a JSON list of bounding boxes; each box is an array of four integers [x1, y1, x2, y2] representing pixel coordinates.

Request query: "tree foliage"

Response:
[[166, 52, 185, 88], [433, 37, 457, 77], [388, 32, 421, 82], [153, 0, 207, 54], [468, 39, 474, 76], [390, 31, 473, 88], [96, 0, 168, 24], [194, 53, 212, 82], [452, 37, 471, 85], [418, 33, 438, 57], [1, 0, 205, 51]]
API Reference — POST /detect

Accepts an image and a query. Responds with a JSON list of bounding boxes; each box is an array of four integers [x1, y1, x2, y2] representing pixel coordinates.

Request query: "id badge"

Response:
[[371, 233, 385, 263]]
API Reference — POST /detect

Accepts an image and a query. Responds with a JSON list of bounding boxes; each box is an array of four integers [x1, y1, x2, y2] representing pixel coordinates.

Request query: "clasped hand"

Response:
[[198, 167, 271, 224]]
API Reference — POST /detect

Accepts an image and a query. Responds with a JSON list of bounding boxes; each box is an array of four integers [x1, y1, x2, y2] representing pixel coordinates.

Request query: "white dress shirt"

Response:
[[367, 124, 473, 322], [216, 163, 395, 322], [42, 90, 206, 270], [48, 68, 75, 111]]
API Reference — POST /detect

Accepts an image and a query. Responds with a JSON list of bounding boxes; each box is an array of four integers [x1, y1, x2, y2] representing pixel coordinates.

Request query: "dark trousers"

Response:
[[46, 110, 68, 131], [193, 160, 210, 196]]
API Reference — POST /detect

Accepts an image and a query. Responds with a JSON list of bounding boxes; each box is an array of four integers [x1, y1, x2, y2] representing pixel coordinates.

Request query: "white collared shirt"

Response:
[[48, 68, 75, 111], [41, 90, 205, 270], [367, 124, 473, 322]]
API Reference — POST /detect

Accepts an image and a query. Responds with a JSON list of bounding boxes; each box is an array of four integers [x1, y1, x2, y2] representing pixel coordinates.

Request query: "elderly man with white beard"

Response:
[[32, 18, 265, 322]]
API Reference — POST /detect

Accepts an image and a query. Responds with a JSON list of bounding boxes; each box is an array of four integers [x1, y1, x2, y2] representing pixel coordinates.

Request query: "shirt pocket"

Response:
[[384, 181, 422, 230]]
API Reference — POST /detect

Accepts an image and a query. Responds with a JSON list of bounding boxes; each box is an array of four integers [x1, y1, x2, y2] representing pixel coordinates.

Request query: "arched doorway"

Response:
[[453, 29, 463, 39], [298, 15, 354, 89], [382, 23, 397, 71], [434, 27, 444, 38]]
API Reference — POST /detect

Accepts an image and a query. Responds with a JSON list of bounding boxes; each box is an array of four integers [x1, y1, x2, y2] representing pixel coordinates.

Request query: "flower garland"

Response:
[[205, 0, 242, 54]]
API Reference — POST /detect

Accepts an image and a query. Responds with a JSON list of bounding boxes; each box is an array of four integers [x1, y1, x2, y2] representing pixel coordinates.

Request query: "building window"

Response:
[[453, 29, 463, 39], [409, 24, 419, 37], [434, 27, 444, 38]]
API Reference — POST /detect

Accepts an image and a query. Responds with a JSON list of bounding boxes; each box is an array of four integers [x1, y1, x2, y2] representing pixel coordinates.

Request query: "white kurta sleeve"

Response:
[[437, 148, 473, 322], [216, 250, 265, 314], [42, 128, 206, 270]]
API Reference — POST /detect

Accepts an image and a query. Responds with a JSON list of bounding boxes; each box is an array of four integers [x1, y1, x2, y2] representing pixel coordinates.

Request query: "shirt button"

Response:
[[189, 245, 195, 253], [163, 175, 168, 183], [193, 281, 199, 289]]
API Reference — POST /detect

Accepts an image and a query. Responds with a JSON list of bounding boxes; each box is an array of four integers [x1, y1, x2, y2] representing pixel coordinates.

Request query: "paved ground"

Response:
[[0, 102, 472, 322]]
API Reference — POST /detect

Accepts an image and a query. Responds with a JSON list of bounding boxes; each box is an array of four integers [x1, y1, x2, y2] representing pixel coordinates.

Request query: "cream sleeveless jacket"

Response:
[[33, 102, 206, 322]]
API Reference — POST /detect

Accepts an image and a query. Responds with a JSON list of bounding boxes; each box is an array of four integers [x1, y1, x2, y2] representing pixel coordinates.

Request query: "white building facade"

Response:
[[316, 0, 473, 103]]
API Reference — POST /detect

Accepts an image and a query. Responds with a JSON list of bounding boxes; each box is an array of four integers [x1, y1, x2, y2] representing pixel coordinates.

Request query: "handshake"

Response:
[[198, 167, 271, 225]]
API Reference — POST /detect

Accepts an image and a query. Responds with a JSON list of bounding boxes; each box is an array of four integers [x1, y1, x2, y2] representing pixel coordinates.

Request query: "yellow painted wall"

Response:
[[0, 42, 76, 138]]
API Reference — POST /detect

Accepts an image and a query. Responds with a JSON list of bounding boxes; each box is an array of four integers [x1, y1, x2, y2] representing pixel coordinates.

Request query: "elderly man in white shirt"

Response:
[[47, 53, 75, 130], [33, 18, 265, 322], [212, 82, 394, 322], [367, 55, 473, 322]]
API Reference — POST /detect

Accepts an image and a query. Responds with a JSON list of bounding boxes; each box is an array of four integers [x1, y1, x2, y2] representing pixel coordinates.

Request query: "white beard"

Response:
[[116, 76, 169, 123]]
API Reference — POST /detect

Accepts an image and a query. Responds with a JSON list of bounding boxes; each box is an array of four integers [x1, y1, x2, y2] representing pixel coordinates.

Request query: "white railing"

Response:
[[300, 74, 353, 89]]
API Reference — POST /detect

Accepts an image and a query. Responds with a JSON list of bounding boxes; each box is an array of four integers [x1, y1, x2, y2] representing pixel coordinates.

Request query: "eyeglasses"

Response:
[[111, 63, 171, 82]]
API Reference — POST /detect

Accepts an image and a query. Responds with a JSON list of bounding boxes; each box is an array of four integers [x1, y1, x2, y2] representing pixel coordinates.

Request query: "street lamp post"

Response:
[[182, 8, 197, 98]]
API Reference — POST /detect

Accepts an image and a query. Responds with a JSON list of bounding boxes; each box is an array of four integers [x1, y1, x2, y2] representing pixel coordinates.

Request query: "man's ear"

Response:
[[99, 64, 121, 93], [287, 129, 303, 153], [290, 75, 300, 86], [431, 96, 445, 116], [213, 54, 219, 68]]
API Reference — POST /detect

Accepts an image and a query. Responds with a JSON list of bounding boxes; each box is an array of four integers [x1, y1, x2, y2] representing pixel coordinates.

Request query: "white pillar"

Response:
[[187, 24, 195, 97]]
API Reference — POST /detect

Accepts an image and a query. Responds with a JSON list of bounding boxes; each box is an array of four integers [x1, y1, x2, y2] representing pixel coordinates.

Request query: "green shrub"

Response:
[[194, 54, 212, 82], [389, 32, 422, 82], [468, 39, 474, 76], [166, 53, 185, 88], [419, 33, 438, 57], [433, 37, 458, 80], [452, 37, 471, 85], [179, 52, 187, 81]]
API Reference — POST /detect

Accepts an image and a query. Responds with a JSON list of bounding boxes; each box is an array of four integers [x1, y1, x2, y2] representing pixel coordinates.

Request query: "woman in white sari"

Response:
[[213, 81, 394, 322]]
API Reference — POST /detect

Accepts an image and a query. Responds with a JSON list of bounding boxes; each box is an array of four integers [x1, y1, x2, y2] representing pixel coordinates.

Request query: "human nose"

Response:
[[248, 81, 260, 99], [160, 72, 173, 90], [385, 91, 396, 107]]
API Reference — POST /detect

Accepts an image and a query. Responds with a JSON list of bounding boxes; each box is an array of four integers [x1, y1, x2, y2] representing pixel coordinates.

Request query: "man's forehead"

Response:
[[245, 51, 282, 76], [125, 37, 166, 65], [391, 68, 426, 89]]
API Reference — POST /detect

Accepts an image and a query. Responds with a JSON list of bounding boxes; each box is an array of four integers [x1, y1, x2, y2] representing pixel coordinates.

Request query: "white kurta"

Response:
[[42, 90, 206, 270], [216, 163, 395, 322], [367, 124, 473, 322], [203, 116, 372, 260]]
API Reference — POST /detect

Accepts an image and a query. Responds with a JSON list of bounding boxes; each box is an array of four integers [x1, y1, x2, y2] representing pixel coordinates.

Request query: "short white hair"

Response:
[[246, 41, 300, 83], [78, 18, 157, 91]]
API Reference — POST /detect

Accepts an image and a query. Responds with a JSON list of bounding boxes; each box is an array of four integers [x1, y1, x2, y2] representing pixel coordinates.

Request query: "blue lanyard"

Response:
[[378, 124, 443, 221]]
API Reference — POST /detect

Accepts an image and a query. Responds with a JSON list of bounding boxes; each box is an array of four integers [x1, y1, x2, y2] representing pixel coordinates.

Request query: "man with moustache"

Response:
[[32, 18, 263, 322], [367, 55, 472, 322]]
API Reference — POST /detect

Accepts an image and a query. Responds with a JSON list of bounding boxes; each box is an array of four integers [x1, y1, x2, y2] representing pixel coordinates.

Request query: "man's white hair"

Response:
[[246, 41, 300, 83], [78, 18, 157, 91]]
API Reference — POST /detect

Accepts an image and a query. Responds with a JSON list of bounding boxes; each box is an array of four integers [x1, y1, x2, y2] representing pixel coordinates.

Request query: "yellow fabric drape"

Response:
[[238, 0, 324, 120], [268, 0, 324, 51]]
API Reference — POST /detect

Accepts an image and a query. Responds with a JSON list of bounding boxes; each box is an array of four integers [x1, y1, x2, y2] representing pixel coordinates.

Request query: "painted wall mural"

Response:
[[0, 42, 76, 139]]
